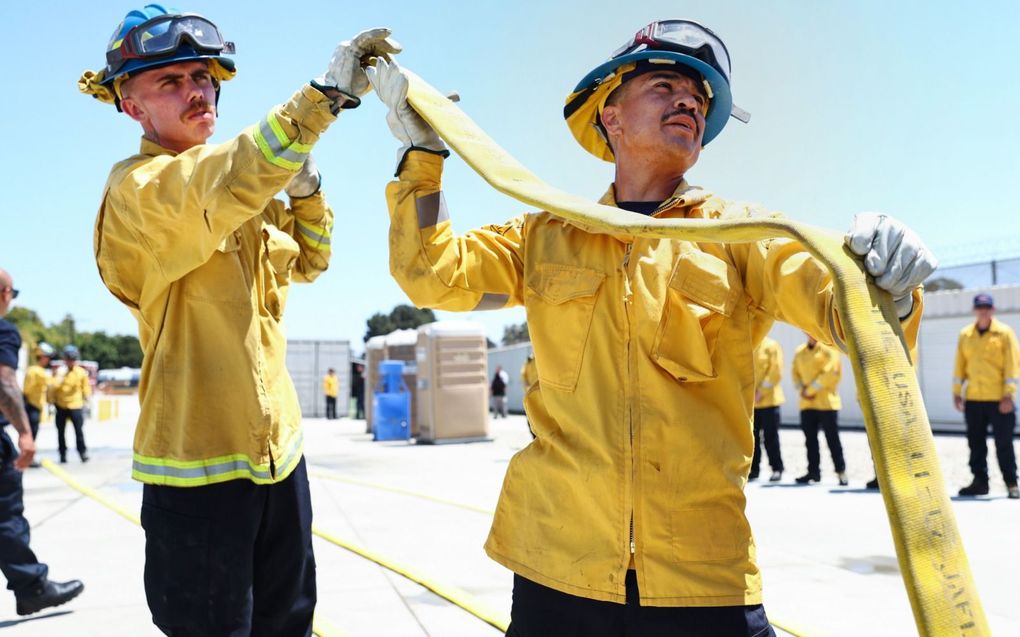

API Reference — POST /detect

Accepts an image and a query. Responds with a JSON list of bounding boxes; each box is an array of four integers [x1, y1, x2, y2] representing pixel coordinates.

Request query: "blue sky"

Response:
[[2, 1, 1018, 351]]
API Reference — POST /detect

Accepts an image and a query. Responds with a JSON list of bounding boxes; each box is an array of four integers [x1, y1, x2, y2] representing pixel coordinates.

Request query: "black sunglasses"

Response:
[[1, 287, 16, 299]]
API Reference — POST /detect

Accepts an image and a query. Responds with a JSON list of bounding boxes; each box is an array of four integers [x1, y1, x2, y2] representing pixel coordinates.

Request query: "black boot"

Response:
[[15, 578, 84, 616], [795, 473, 820, 484], [866, 477, 880, 490], [958, 478, 989, 497]]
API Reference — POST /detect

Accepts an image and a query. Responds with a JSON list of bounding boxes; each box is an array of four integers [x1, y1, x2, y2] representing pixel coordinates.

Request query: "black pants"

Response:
[[506, 571, 775, 637], [325, 396, 337, 420], [355, 393, 365, 420], [141, 457, 316, 636], [23, 402, 39, 440], [964, 400, 1018, 485], [0, 429, 48, 595], [751, 406, 784, 473], [54, 408, 86, 460], [800, 409, 845, 476]]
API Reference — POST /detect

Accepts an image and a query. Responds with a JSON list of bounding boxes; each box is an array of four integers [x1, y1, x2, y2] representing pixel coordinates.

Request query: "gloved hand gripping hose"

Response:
[[402, 68, 989, 637]]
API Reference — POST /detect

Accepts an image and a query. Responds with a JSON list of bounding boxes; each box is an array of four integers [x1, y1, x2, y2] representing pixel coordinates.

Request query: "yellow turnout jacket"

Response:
[[953, 318, 1019, 401], [52, 366, 91, 410], [792, 341, 843, 411], [386, 151, 922, 606], [23, 364, 50, 410], [753, 337, 784, 409], [94, 86, 336, 486]]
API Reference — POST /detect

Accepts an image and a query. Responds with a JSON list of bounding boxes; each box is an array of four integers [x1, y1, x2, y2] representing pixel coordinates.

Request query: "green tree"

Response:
[[502, 321, 530, 345], [364, 305, 437, 341], [5, 306, 142, 368]]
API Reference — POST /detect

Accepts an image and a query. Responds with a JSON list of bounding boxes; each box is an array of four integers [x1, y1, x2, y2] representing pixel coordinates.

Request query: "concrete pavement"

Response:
[[1, 400, 1017, 636]]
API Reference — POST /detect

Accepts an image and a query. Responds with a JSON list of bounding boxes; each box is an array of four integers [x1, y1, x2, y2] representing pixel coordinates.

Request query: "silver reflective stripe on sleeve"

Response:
[[473, 293, 509, 311], [416, 191, 450, 229]]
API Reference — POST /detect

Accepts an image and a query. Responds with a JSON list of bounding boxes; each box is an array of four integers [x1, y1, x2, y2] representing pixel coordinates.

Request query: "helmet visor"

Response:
[[611, 20, 731, 82], [107, 15, 234, 75]]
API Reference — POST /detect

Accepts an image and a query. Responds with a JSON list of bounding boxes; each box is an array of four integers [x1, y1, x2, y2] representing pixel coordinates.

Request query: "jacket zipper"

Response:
[[622, 242, 636, 557]]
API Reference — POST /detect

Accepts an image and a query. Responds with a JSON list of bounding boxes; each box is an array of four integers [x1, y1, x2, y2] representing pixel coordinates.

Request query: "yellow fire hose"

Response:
[[404, 70, 990, 637]]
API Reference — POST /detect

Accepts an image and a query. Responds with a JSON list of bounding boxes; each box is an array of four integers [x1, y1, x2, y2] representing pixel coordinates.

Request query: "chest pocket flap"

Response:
[[530, 264, 605, 304], [669, 250, 740, 316], [653, 249, 741, 382], [526, 264, 606, 391]]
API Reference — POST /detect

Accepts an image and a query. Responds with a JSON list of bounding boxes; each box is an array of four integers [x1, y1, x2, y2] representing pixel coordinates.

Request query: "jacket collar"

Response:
[[140, 137, 180, 157], [597, 180, 713, 218]]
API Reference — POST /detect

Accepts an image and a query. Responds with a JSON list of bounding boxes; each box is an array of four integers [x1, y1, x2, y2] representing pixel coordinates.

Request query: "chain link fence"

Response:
[[926, 256, 1020, 292]]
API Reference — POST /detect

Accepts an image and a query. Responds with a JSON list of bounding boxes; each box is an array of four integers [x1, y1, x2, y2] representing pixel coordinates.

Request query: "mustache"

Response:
[[182, 101, 215, 120], [661, 106, 699, 129]]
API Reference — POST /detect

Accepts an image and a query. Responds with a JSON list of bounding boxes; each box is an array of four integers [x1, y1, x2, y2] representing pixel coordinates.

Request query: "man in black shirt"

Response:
[[0, 267, 84, 615]]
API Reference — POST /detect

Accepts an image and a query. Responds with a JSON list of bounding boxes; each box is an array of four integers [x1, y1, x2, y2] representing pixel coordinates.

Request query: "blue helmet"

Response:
[[101, 5, 236, 83], [62, 345, 80, 360], [564, 20, 750, 162]]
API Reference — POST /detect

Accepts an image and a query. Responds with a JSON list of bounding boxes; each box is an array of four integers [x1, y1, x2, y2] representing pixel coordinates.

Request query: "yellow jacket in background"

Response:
[[385, 151, 923, 606], [792, 342, 842, 410], [23, 364, 51, 410], [323, 374, 339, 398], [93, 86, 336, 487], [520, 357, 538, 392], [52, 366, 91, 410], [953, 318, 1020, 401], [753, 337, 784, 408]]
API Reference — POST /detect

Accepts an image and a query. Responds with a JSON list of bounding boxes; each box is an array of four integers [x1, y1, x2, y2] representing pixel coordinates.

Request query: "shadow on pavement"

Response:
[[0, 609, 73, 628]]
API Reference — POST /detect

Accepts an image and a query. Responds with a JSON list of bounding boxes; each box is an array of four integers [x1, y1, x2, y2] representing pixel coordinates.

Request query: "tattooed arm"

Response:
[[0, 363, 35, 470]]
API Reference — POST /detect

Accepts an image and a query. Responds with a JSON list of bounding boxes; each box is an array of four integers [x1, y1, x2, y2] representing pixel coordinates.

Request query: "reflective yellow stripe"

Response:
[[132, 434, 304, 486], [253, 112, 309, 171], [295, 218, 331, 251]]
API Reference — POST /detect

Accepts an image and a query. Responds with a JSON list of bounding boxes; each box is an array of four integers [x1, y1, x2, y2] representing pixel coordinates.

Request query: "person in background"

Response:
[[0, 267, 85, 615], [51, 345, 91, 464], [323, 368, 339, 419], [953, 293, 1019, 499], [353, 363, 366, 420], [491, 365, 509, 418], [751, 336, 784, 482], [792, 334, 846, 486], [22, 343, 55, 469]]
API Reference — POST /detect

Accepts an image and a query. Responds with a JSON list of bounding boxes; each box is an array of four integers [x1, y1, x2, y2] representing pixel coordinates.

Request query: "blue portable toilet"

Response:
[[372, 360, 412, 441]]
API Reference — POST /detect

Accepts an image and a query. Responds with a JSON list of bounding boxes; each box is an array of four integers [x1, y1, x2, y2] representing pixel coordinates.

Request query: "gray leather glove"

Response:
[[285, 155, 321, 199], [366, 59, 447, 171], [845, 212, 938, 318], [315, 28, 401, 109]]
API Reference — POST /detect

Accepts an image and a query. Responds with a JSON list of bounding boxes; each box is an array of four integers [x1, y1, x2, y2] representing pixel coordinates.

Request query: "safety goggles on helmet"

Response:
[[611, 21, 731, 85], [106, 14, 235, 76]]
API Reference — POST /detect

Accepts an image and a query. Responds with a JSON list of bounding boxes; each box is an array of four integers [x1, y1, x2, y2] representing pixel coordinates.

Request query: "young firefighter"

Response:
[[953, 293, 1020, 498], [751, 336, 785, 482], [792, 334, 846, 485], [369, 19, 935, 636], [51, 345, 91, 464], [81, 5, 398, 633]]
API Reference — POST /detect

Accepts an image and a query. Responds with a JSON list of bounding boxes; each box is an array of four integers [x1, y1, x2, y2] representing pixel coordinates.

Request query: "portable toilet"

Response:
[[415, 321, 490, 443], [384, 329, 421, 436], [372, 360, 412, 441], [364, 335, 387, 433]]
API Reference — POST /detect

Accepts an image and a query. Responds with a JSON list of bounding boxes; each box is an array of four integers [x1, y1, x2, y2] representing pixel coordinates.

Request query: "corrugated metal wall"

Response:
[[286, 340, 351, 419]]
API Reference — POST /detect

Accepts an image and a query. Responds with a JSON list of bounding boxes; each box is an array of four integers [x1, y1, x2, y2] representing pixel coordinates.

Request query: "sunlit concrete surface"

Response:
[[1, 400, 1015, 636]]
